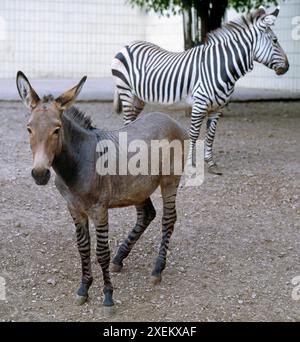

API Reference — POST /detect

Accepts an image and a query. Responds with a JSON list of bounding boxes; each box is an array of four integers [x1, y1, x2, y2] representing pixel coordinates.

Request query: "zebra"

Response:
[[111, 6, 289, 175]]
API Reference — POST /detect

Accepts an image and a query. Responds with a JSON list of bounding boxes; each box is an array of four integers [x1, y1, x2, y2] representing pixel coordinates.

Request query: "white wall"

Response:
[[145, 14, 184, 52], [0, 0, 299, 91], [0, 0, 147, 78], [0, 0, 184, 78]]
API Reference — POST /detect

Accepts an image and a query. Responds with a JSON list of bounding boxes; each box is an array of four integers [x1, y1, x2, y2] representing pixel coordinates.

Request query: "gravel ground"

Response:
[[0, 100, 299, 322]]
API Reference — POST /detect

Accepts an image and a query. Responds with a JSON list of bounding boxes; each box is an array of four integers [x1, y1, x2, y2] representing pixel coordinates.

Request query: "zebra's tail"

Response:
[[113, 88, 122, 114]]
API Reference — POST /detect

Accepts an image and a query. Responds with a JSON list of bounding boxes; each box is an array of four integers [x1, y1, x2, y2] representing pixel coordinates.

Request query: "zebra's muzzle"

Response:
[[275, 63, 289, 75], [275, 67, 287, 75]]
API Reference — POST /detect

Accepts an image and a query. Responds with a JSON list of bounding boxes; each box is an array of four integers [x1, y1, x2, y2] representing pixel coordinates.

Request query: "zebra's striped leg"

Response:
[[118, 90, 144, 125], [151, 178, 179, 285], [133, 97, 145, 119], [91, 206, 114, 307], [123, 99, 145, 125], [188, 106, 207, 166], [117, 89, 136, 124], [69, 208, 93, 305], [111, 197, 156, 272], [205, 112, 222, 175]]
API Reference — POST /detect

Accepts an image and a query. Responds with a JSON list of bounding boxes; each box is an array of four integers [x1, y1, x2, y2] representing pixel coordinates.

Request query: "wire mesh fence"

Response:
[[0, 0, 149, 78], [0, 0, 299, 91]]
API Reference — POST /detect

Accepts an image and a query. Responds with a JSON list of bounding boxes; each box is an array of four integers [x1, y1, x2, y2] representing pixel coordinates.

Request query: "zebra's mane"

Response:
[[206, 9, 263, 43]]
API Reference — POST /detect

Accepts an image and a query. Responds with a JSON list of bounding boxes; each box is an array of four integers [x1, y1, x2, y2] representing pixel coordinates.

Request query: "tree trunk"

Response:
[[182, 7, 194, 50], [195, 0, 228, 43], [195, 0, 209, 42], [208, 0, 228, 32], [183, 0, 228, 50], [192, 7, 200, 46]]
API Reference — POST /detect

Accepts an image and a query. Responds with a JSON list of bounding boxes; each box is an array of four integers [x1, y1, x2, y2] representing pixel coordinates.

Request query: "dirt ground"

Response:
[[0, 100, 299, 322]]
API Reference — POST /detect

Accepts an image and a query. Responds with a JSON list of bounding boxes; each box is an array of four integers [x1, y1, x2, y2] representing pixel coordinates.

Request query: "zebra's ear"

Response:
[[256, 6, 266, 16], [259, 6, 280, 28]]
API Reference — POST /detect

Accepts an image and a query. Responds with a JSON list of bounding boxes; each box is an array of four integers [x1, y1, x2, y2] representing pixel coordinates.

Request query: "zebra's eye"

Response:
[[273, 37, 278, 44]]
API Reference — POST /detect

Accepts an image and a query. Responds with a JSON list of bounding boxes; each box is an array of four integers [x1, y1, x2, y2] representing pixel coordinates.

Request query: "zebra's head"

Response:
[[253, 6, 289, 75]]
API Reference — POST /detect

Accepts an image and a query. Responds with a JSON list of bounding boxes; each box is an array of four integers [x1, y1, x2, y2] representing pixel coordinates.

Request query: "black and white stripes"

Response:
[[112, 7, 288, 173]]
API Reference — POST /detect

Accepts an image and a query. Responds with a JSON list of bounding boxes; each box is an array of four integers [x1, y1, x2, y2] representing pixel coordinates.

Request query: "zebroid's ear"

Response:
[[55, 76, 87, 110], [16, 71, 40, 109]]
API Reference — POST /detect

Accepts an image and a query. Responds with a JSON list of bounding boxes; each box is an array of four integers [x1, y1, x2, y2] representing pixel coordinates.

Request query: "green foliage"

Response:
[[128, 0, 279, 48], [128, 0, 278, 15], [229, 0, 278, 12], [127, 1, 181, 16]]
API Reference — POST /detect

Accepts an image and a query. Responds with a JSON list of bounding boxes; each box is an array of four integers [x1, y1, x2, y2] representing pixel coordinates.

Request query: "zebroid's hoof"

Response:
[[151, 274, 162, 285], [111, 262, 123, 273], [75, 294, 88, 306]]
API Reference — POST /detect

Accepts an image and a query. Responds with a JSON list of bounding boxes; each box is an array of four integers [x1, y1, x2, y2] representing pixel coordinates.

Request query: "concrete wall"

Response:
[[0, 0, 147, 78], [0, 0, 299, 91], [0, 0, 184, 79], [145, 14, 183, 52]]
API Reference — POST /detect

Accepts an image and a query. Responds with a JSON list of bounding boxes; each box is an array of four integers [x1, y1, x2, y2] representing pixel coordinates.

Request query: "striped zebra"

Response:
[[112, 7, 289, 175]]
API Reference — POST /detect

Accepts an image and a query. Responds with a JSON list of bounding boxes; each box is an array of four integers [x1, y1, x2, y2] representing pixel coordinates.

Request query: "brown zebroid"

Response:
[[16, 71, 188, 310]]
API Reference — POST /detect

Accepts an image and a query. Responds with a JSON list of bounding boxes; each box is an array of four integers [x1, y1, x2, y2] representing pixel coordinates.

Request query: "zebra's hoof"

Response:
[[151, 274, 162, 285], [208, 165, 222, 175], [75, 294, 88, 306], [111, 262, 123, 273]]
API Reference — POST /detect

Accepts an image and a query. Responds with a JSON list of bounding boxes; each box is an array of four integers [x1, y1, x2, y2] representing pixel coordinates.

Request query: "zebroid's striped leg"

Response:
[[205, 112, 222, 175], [90, 206, 114, 309], [151, 177, 179, 285], [68, 207, 93, 306], [111, 198, 156, 272]]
